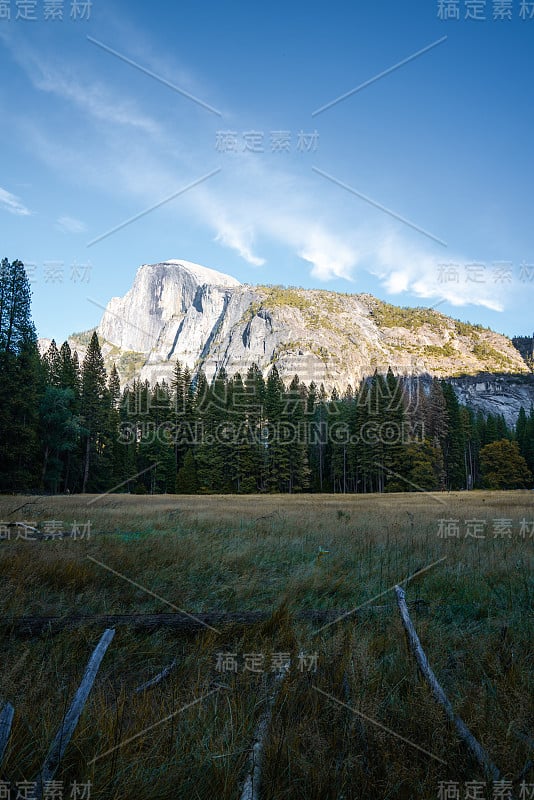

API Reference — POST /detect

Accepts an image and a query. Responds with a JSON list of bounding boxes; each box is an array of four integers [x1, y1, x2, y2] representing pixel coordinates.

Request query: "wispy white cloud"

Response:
[[372, 235, 505, 311], [1, 32, 162, 136], [2, 35, 510, 317], [299, 235, 358, 281], [190, 161, 362, 279], [214, 219, 265, 267], [43, 71, 161, 136], [263, 212, 361, 281], [0, 186, 31, 217], [57, 215, 87, 234]]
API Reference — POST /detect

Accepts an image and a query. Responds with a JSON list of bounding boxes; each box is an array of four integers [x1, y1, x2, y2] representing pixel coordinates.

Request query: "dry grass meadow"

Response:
[[0, 491, 532, 799]]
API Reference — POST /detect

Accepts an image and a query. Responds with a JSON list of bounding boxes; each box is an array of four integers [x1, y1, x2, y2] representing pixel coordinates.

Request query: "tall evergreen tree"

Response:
[[43, 340, 62, 387], [382, 369, 408, 491], [264, 366, 291, 491], [59, 341, 80, 400], [286, 375, 310, 492], [40, 387, 80, 493], [80, 332, 109, 493], [0, 258, 35, 353], [0, 259, 42, 491], [442, 381, 465, 489]]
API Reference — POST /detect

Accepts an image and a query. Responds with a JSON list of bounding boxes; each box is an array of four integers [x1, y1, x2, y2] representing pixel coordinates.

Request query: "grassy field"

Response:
[[0, 492, 532, 799]]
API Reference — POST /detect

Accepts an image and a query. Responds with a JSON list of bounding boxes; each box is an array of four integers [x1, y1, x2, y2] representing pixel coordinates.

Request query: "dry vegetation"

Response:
[[0, 492, 532, 799]]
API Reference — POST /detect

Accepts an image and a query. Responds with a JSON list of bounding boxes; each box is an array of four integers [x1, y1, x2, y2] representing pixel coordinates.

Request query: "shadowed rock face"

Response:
[[449, 374, 534, 426], [44, 260, 533, 423]]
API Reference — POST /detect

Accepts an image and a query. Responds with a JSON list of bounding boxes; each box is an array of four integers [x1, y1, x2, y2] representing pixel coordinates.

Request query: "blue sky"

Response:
[[1, 0, 533, 342]]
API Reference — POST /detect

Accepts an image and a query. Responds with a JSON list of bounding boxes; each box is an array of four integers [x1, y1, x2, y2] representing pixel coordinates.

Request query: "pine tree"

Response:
[[425, 378, 448, 444], [195, 367, 232, 492], [59, 341, 80, 400], [328, 390, 354, 494], [56, 342, 82, 490], [133, 379, 153, 492], [43, 340, 62, 387], [516, 406, 534, 475], [108, 364, 121, 408], [285, 375, 310, 492], [0, 338, 43, 491], [176, 450, 198, 493], [176, 366, 197, 487], [382, 369, 408, 491], [223, 364, 267, 493], [442, 381, 465, 489], [151, 381, 176, 492], [40, 387, 80, 493], [311, 384, 329, 491], [0, 259, 42, 491], [264, 366, 290, 491], [0, 258, 35, 354], [80, 332, 109, 493], [106, 365, 126, 489], [459, 406, 477, 490], [355, 373, 390, 492], [117, 385, 138, 492], [171, 360, 188, 472]]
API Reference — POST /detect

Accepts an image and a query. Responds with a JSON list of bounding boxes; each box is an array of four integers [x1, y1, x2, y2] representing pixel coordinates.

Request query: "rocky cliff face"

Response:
[[449, 374, 534, 425], [47, 259, 533, 423]]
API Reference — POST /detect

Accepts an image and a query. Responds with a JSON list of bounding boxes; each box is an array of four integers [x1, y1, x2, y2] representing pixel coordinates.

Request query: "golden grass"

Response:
[[0, 492, 532, 799]]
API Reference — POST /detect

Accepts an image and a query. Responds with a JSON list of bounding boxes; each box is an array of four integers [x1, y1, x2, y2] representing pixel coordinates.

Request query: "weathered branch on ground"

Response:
[[6, 501, 37, 518], [33, 628, 115, 799], [395, 585, 501, 783], [0, 703, 14, 767], [240, 663, 289, 800], [3, 522, 43, 539], [135, 658, 178, 693]]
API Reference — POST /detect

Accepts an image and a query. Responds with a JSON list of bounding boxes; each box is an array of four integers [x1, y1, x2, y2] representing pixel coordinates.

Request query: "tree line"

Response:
[[0, 257, 532, 495]]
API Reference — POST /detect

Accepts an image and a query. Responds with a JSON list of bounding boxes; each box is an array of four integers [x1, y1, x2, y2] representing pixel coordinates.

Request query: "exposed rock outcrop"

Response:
[[41, 259, 534, 423]]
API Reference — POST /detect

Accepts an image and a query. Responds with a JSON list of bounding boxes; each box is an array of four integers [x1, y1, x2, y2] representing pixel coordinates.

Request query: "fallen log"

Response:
[[3, 602, 430, 639], [33, 628, 115, 799], [394, 585, 501, 783], [0, 702, 14, 766], [3, 611, 307, 637], [240, 662, 290, 800]]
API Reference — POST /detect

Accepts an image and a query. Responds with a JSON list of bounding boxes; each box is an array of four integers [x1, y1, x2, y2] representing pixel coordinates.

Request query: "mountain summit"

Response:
[[53, 259, 533, 421], [99, 260, 241, 355]]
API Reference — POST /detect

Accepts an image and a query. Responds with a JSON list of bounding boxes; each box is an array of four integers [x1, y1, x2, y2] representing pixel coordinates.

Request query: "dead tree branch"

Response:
[[34, 628, 115, 798], [0, 703, 14, 767], [395, 585, 501, 783]]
